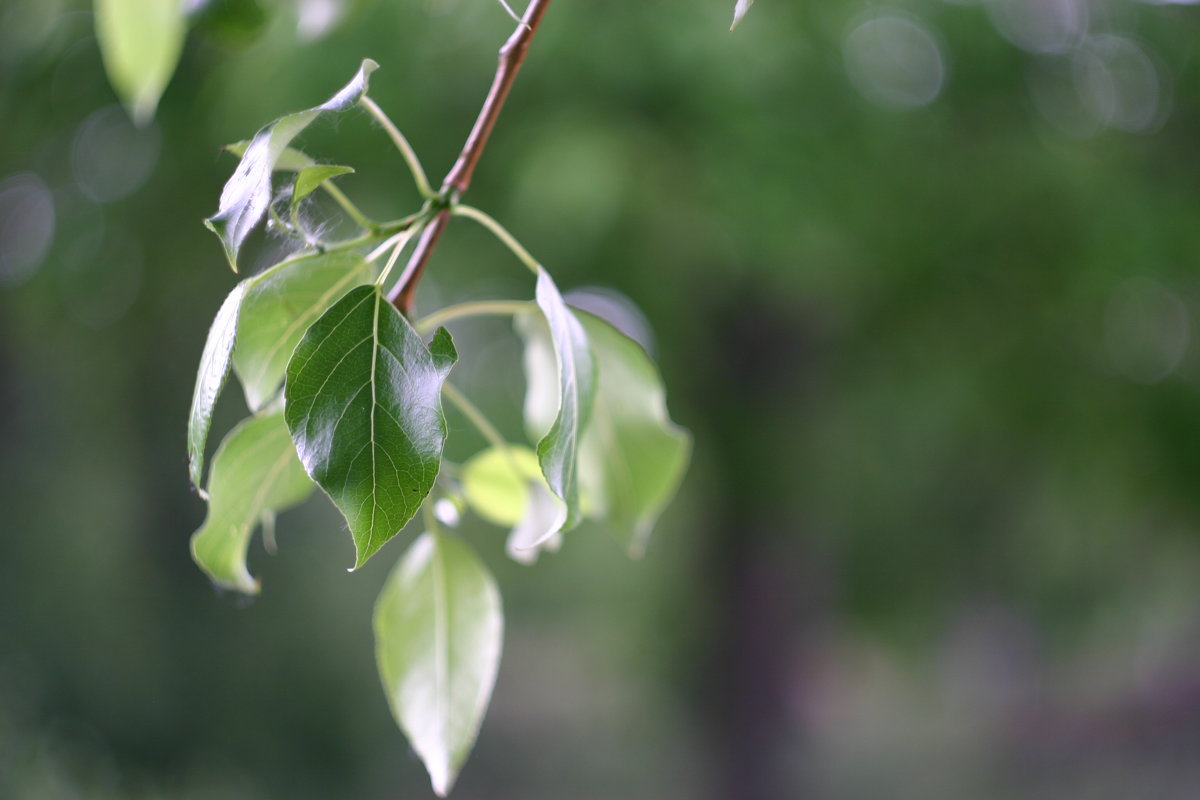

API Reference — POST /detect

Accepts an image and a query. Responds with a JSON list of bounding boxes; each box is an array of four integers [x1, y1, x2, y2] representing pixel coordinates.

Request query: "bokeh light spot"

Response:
[[844, 15, 946, 110], [1104, 277, 1189, 384], [0, 173, 56, 288], [71, 105, 161, 203]]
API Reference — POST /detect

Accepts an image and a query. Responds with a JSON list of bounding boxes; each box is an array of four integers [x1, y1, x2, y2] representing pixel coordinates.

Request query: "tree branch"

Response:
[[389, 0, 553, 314]]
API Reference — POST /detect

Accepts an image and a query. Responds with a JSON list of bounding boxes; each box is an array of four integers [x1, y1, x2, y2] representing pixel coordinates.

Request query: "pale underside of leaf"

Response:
[[205, 59, 377, 269], [375, 532, 503, 797], [94, 0, 185, 124], [187, 281, 246, 492], [233, 250, 375, 411], [284, 285, 457, 568], [460, 445, 564, 564], [191, 412, 313, 593], [520, 269, 595, 532], [731, 0, 755, 31]]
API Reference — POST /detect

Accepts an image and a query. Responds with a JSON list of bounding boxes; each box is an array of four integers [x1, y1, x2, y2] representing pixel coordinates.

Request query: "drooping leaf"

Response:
[[191, 412, 313, 593], [731, 0, 754, 31], [291, 164, 354, 214], [514, 269, 595, 532], [460, 445, 542, 527], [506, 481, 565, 565], [233, 250, 375, 411], [576, 313, 692, 556], [284, 285, 457, 568], [375, 532, 502, 797], [205, 59, 378, 270], [94, 0, 185, 124], [187, 281, 246, 492]]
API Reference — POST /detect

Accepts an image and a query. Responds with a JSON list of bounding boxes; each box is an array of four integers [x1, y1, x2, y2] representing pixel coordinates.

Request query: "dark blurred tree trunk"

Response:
[[697, 284, 830, 800]]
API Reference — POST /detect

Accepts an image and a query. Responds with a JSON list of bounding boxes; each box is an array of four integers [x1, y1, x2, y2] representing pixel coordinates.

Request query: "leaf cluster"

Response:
[[184, 62, 690, 794]]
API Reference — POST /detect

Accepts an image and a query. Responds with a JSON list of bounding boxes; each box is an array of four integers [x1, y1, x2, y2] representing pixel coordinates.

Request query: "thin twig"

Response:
[[414, 298, 534, 334], [360, 95, 435, 199], [453, 204, 541, 274], [389, 0, 554, 314]]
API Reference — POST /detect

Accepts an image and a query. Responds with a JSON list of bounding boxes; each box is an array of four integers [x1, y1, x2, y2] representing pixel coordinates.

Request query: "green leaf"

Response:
[[291, 165, 354, 214], [576, 313, 691, 556], [461, 445, 564, 564], [731, 0, 754, 30], [233, 250, 375, 411], [205, 59, 378, 270], [284, 285, 458, 568], [514, 269, 595, 532], [375, 532, 502, 797], [187, 281, 245, 492], [460, 445, 542, 527], [190, 412, 313, 593], [224, 142, 316, 172], [94, 0, 185, 124], [506, 481, 565, 565]]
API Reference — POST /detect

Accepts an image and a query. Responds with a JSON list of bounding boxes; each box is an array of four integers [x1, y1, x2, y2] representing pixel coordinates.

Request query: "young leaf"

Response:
[[205, 59, 378, 270], [187, 281, 246, 492], [233, 251, 375, 411], [94, 0, 185, 124], [375, 532, 503, 797], [284, 285, 457, 568], [576, 313, 692, 557], [514, 269, 595, 532], [731, 0, 754, 31], [191, 412, 313, 593], [291, 164, 354, 214], [460, 445, 542, 527]]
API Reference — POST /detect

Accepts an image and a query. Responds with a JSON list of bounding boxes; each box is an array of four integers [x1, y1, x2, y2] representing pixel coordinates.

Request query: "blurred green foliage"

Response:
[[3, 1, 1200, 798]]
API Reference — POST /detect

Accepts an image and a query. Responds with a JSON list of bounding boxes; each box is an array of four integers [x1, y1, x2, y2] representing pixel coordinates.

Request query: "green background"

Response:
[[3, 0, 1200, 798]]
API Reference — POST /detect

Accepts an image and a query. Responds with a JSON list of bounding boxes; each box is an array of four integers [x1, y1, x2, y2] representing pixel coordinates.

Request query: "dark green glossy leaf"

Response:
[[94, 0, 185, 124], [375, 532, 502, 797], [284, 285, 457, 568], [205, 59, 377, 270], [233, 251, 375, 411], [291, 165, 354, 214], [576, 313, 691, 556], [731, 0, 754, 30], [514, 269, 595, 532], [187, 281, 245, 492], [191, 412, 313, 593]]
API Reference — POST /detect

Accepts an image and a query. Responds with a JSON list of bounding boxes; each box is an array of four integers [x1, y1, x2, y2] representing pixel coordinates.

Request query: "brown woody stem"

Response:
[[389, 0, 553, 313]]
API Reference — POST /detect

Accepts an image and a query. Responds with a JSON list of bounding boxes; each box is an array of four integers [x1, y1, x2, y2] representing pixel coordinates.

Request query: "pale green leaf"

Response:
[[187, 281, 245, 492], [375, 532, 502, 797], [514, 269, 595, 532], [233, 250, 375, 411], [190, 412, 313, 593], [284, 285, 457, 568], [205, 59, 377, 270], [94, 0, 185, 124], [576, 313, 691, 556], [224, 142, 316, 172], [460, 445, 541, 527], [291, 164, 354, 213], [731, 0, 754, 30]]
